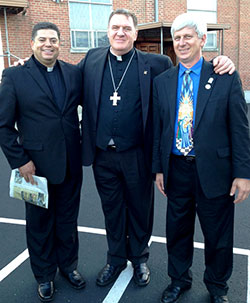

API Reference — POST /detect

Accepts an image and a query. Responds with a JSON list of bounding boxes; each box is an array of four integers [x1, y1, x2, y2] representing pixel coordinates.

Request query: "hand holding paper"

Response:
[[9, 169, 49, 209]]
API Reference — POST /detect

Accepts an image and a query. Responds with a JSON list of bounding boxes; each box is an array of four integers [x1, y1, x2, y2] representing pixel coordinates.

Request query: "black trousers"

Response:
[[93, 146, 154, 266], [166, 155, 234, 296], [25, 169, 82, 283]]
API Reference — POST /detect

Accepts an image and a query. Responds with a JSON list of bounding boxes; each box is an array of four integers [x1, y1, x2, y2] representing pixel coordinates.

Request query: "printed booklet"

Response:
[[9, 169, 48, 209]]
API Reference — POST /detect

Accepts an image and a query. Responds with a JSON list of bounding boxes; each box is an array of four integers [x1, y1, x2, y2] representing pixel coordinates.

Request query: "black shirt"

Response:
[[32, 55, 66, 111], [96, 48, 143, 152]]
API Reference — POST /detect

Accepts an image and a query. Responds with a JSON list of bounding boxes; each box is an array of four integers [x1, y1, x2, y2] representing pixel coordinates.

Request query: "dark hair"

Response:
[[31, 22, 60, 40], [108, 8, 138, 28]]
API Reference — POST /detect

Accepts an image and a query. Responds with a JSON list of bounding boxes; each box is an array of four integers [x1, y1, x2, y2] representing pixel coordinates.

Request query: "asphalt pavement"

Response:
[[0, 105, 250, 303]]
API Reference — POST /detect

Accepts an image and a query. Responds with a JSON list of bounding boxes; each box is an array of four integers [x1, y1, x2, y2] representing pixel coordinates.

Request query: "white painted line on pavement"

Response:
[[0, 249, 29, 282], [0, 217, 26, 225], [78, 225, 106, 235], [248, 255, 250, 303], [151, 235, 250, 256], [150, 235, 166, 244], [103, 262, 133, 303], [233, 247, 250, 256], [1, 217, 250, 303], [1, 218, 250, 256]]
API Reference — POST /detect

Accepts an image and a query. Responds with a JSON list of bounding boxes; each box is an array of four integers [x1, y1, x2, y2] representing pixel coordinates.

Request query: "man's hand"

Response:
[[213, 56, 235, 75], [230, 178, 250, 203], [155, 173, 166, 197], [19, 161, 37, 185], [13, 57, 29, 67]]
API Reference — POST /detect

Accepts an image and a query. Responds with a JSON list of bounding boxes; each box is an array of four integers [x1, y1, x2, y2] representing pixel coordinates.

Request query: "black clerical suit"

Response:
[[152, 60, 250, 295], [78, 47, 172, 266], [0, 56, 83, 283]]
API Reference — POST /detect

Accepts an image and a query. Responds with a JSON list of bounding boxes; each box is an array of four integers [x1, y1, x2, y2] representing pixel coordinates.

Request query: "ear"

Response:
[[30, 39, 35, 51], [200, 34, 207, 48], [107, 27, 111, 40], [134, 29, 138, 41]]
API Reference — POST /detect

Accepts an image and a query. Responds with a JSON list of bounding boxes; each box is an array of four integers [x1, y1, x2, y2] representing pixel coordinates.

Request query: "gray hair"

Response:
[[171, 13, 207, 39]]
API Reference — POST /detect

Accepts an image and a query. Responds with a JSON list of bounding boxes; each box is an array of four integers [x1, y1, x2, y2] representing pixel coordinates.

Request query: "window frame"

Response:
[[187, 0, 218, 51], [69, 0, 112, 52]]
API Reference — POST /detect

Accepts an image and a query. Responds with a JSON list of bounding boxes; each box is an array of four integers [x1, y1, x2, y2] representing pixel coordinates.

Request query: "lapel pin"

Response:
[[208, 77, 214, 84], [144, 71, 148, 75], [205, 84, 211, 90]]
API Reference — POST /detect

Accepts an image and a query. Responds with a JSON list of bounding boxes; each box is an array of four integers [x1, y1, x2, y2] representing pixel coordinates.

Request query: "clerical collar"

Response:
[[32, 55, 57, 72], [109, 48, 135, 62]]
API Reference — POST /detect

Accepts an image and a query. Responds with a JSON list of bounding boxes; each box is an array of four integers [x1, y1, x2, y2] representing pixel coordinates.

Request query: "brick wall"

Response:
[[160, 0, 186, 21], [114, 0, 154, 23], [113, 0, 186, 24], [238, 0, 250, 89], [216, 0, 250, 90], [0, 0, 249, 90], [0, 0, 83, 65]]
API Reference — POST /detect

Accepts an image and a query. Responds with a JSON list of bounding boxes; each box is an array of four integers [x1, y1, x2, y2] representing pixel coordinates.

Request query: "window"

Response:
[[187, 0, 217, 50], [69, 0, 112, 52]]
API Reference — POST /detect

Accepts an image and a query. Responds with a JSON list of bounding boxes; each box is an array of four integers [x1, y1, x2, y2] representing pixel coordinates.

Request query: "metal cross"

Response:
[[110, 91, 121, 106]]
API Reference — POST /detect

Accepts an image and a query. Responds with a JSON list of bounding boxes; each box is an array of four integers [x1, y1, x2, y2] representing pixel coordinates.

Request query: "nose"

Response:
[[117, 27, 125, 36], [45, 39, 52, 46], [179, 37, 186, 46]]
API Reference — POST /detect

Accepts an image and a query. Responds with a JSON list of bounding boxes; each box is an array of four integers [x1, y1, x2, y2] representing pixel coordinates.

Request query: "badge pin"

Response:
[[208, 77, 214, 84], [205, 84, 211, 90], [144, 71, 148, 75]]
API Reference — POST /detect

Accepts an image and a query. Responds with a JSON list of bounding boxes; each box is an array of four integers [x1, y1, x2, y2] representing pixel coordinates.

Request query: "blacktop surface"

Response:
[[0, 105, 249, 303]]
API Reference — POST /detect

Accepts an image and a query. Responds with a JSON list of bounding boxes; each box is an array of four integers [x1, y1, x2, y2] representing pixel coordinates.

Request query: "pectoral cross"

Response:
[[110, 91, 121, 106]]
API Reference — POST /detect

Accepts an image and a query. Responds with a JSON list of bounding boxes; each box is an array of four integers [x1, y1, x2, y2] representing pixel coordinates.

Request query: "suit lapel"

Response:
[[194, 60, 216, 131], [165, 66, 179, 131], [137, 50, 151, 131], [94, 48, 109, 107], [25, 57, 54, 102], [58, 60, 70, 112]]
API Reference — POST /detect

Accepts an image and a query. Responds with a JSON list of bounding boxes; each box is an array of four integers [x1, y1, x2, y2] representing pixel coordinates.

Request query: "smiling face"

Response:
[[107, 13, 138, 56], [173, 27, 206, 68], [31, 29, 60, 67]]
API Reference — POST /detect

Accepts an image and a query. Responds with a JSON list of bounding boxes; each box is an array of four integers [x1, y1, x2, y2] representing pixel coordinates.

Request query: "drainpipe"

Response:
[[154, 0, 163, 54], [155, 0, 158, 22], [160, 27, 163, 54], [236, 0, 240, 69], [4, 8, 11, 67], [0, 29, 4, 80]]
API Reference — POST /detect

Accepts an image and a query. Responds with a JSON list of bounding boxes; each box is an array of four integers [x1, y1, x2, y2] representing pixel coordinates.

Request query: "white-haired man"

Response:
[[152, 13, 250, 303]]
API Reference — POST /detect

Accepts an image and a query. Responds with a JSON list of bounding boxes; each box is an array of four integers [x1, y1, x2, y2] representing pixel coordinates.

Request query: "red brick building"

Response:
[[0, 0, 249, 99]]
